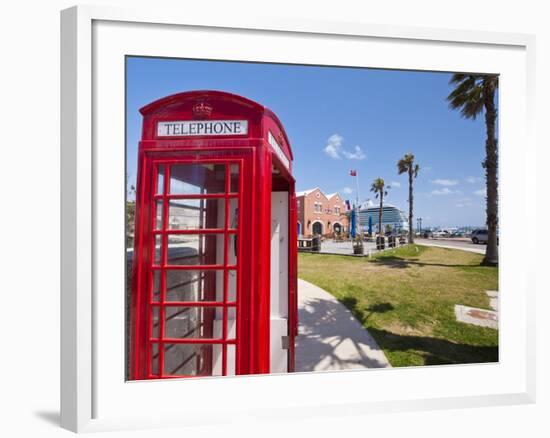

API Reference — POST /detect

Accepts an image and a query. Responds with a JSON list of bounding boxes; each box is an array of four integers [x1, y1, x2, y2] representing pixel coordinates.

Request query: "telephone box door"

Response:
[[132, 151, 252, 379]]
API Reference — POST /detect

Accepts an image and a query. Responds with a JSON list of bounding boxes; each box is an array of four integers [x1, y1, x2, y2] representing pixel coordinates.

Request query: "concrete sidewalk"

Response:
[[296, 279, 391, 372]]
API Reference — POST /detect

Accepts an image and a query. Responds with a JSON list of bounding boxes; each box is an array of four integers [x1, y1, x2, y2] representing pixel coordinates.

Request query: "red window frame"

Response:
[[134, 154, 247, 379]]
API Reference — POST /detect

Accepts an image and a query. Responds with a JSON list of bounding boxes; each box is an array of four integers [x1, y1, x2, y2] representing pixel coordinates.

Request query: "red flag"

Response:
[[350, 170, 357, 176]]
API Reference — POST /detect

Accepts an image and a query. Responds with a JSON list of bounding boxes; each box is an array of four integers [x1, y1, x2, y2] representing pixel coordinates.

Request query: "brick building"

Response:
[[296, 188, 349, 237]]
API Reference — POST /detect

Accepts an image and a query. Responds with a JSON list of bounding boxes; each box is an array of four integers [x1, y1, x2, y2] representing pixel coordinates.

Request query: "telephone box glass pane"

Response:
[[170, 163, 226, 194], [228, 234, 238, 266], [154, 200, 163, 229], [168, 198, 225, 230], [167, 234, 225, 266], [151, 343, 159, 375], [151, 307, 160, 338], [152, 270, 161, 301], [165, 269, 222, 302], [164, 306, 223, 339], [154, 235, 163, 265], [156, 166, 165, 194], [227, 269, 237, 302], [230, 163, 239, 193], [163, 344, 220, 377], [228, 198, 238, 230]]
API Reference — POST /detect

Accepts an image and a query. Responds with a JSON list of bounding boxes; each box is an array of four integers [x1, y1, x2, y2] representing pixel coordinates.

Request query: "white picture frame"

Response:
[[60, 5, 536, 433]]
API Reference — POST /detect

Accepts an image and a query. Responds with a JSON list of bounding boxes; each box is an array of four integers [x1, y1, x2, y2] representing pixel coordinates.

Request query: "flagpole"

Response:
[[354, 171, 360, 240], [355, 171, 360, 208]]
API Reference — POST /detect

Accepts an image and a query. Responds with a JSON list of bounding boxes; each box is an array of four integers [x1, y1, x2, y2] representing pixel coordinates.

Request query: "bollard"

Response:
[[311, 236, 321, 252]]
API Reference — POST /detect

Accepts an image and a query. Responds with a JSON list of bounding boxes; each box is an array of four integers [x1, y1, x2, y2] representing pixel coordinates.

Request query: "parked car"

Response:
[[470, 229, 488, 244], [432, 230, 450, 238], [471, 230, 499, 244], [421, 230, 433, 238]]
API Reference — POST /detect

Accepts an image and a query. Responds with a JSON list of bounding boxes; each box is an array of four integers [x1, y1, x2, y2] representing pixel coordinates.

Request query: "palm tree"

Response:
[[370, 178, 389, 236], [447, 73, 498, 266], [398, 153, 420, 244]]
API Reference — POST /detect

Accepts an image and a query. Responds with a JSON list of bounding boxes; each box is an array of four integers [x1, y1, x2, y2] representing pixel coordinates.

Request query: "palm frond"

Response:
[[397, 153, 415, 175], [448, 73, 498, 120], [449, 73, 469, 85], [461, 87, 484, 119]]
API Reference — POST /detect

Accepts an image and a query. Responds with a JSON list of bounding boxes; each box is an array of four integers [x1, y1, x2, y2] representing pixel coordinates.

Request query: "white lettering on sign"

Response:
[[268, 131, 290, 169], [157, 120, 248, 137]]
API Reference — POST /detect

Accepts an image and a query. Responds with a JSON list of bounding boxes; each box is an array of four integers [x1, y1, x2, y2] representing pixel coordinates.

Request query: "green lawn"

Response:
[[298, 245, 499, 367]]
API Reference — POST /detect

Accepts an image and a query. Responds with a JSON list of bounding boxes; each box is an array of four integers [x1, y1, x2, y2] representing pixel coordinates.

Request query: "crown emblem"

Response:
[[192, 101, 213, 119]]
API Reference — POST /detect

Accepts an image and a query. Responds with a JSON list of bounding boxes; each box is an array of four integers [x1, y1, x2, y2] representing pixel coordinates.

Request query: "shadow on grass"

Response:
[[368, 327, 499, 365], [367, 302, 395, 313], [336, 295, 497, 366], [370, 256, 482, 269], [339, 297, 394, 324], [297, 292, 497, 370]]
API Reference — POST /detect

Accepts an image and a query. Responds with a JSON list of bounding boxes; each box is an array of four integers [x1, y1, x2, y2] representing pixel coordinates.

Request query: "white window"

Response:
[[335, 206, 340, 215], [314, 202, 322, 213]]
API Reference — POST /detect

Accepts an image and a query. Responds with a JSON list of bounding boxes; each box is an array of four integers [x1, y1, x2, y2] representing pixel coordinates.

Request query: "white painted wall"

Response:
[[270, 192, 289, 372]]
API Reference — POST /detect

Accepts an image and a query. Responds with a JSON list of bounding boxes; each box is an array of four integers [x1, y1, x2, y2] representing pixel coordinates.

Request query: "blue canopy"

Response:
[[368, 215, 373, 234], [350, 209, 356, 238]]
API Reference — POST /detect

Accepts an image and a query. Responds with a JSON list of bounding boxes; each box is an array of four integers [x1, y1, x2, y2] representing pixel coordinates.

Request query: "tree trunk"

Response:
[[482, 79, 499, 266], [408, 168, 414, 244], [379, 193, 384, 236]]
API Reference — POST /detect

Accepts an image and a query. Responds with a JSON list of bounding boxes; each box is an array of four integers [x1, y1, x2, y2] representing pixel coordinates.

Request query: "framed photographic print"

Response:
[[61, 5, 536, 433]]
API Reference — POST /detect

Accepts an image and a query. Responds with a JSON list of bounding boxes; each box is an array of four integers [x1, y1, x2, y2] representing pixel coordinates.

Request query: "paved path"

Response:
[[296, 279, 391, 372], [415, 238, 486, 254], [454, 290, 499, 330]]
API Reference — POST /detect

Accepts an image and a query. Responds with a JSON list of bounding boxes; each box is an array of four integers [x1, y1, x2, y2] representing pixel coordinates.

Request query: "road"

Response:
[[415, 238, 486, 254], [304, 237, 487, 256]]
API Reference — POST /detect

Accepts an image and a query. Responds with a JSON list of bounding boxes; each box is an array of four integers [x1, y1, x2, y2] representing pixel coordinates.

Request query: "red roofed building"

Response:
[[296, 187, 349, 237]]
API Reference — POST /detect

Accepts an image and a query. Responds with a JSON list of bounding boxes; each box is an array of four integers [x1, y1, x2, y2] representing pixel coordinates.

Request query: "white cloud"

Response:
[[465, 176, 481, 184], [431, 187, 457, 196], [342, 145, 366, 160], [456, 198, 473, 208], [342, 187, 353, 194], [324, 134, 343, 159], [390, 181, 401, 188], [430, 178, 459, 186], [474, 188, 486, 196], [323, 134, 366, 160]]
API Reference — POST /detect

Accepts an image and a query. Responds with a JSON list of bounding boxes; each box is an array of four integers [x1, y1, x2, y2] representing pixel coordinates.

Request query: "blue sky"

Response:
[[126, 56, 493, 228]]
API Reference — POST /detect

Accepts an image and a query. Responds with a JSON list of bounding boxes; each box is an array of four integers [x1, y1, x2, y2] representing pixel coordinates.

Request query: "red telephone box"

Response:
[[129, 90, 298, 380]]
